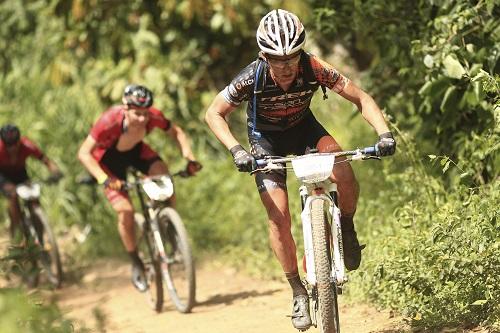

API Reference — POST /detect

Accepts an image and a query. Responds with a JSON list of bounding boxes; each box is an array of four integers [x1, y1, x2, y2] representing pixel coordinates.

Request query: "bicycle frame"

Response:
[[127, 171, 196, 313], [254, 146, 381, 332], [16, 183, 43, 244], [131, 175, 170, 269]]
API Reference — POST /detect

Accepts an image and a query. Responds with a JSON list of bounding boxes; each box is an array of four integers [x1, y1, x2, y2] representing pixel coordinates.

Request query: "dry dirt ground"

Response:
[[55, 259, 403, 333]]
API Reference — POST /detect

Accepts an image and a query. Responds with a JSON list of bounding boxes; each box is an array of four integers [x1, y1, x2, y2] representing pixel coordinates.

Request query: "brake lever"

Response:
[[362, 155, 381, 161]]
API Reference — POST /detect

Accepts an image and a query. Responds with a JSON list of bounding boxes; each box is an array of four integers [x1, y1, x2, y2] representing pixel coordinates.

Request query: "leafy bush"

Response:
[[0, 288, 86, 333], [350, 134, 500, 330]]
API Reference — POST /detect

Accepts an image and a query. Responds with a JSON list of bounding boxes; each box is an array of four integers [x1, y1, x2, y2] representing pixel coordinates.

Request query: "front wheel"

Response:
[[157, 207, 196, 313], [31, 206, 63, 288], [310, 199, 340, 333], [136, 215, 164, 312]]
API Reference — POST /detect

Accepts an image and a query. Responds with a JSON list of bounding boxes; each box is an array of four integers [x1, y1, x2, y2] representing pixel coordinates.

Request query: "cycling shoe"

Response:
[[131, 262, 148, 292], [289, 294, 312, 331]]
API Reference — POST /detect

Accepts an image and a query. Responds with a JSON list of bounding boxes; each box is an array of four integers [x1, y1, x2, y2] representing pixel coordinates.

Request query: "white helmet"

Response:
[[256, 9, 306, 56]]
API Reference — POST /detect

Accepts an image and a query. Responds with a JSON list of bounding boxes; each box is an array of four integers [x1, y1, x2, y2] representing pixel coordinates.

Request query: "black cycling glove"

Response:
[[230, 145, 255, 172], [250, 142, 268, 160], [186, 160, 202, 176], [376, 132, 396, 156]]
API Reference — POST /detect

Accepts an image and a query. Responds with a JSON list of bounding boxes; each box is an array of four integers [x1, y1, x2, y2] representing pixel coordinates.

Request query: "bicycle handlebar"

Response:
[[77, 170, 194, 188], [253, 145, 381, 174]]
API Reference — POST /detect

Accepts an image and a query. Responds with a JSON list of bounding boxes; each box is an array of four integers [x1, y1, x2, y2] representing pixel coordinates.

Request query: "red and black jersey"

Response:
[[89, 105, 171, 161], [0, 137, 44, 178], [222, 53, 349, 131]]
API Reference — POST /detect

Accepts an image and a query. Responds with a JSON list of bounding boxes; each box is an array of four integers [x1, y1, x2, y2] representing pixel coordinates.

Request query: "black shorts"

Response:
[[0, 169, 29, 196], [100, 142, 162, 180], [248, 112, 330, 193]]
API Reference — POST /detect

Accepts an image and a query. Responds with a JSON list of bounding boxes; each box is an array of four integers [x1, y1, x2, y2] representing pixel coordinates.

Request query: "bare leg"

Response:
[[7, 195, 22, 239], [259, 188, 297, 273], [317, 136, 359, 215], [317, 135, 362, 270], [112, 198, 136, 252], [259, 184, 312, 329]]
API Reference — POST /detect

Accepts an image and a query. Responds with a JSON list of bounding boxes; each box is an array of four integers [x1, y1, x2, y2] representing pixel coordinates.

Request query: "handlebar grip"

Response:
[[362, 146, 378, 156], [255, 159, 267, 167]]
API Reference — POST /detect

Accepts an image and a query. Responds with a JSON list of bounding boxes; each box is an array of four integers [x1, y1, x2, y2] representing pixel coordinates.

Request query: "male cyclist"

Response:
[[78, 84, 201, 292], [0, 124, 62, 239], [205, 9, 396, 330]]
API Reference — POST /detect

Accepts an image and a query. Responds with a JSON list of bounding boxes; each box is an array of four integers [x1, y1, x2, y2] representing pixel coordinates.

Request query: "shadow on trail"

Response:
[[196, 288, 281, 307]]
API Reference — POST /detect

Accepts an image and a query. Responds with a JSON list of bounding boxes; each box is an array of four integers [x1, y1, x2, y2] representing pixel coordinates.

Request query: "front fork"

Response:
[[300, 183, 346, 288], [147, 208, 175, 291]]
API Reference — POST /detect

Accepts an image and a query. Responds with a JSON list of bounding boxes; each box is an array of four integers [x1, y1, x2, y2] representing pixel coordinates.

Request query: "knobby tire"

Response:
[[311, 199, 340, 333], [32, 206, 63, 288], [158, 207, 195, 313]]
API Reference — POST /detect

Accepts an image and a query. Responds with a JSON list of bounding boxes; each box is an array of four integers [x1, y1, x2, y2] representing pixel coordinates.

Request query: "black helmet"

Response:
[[0, 124, 20, 146], [123, 84, 153, 108]]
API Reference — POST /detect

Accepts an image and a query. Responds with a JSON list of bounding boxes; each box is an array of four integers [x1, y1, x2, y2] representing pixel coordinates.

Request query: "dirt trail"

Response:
[[55, 259, 402, 333]]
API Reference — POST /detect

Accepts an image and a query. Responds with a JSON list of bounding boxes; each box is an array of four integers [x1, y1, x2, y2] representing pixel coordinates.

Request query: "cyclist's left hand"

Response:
[[2, 182, 16, 198], [186, 160, 202, 176], [47, 171, 64, 184], [250, 143, 268, 159], [376, 132, 396, 156]]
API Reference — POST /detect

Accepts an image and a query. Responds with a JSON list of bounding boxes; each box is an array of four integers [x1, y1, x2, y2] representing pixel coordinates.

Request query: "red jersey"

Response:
[[0, 137, 44, 177], [89, 105, 172, 161]]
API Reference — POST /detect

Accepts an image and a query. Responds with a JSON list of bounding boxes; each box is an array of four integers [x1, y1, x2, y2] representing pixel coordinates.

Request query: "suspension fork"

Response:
[[135, 183, 167, 267], [326, 183, 347, 286], [300, 183, 333, 286], [135, 186, 157, 261]]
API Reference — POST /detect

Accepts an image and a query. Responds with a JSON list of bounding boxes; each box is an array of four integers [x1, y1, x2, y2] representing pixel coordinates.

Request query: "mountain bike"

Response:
[[9, 180, 63, 288], [126, 170, 196, 313], [253, 146, 380, 333]]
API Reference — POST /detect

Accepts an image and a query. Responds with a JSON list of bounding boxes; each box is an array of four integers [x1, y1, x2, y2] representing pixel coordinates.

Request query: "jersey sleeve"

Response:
[[89, 108, 122, 146], [148, 107, 171, 132], [21, 137, 44, 160], [309, 55, 350, 94], [221, 61, 256, 106]]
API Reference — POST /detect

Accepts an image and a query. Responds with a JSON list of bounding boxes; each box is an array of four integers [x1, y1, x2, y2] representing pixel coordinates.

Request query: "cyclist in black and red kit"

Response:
[[78, 84, 201, 292], [0, 124, 62, 240], [205, 9, 396, 331]]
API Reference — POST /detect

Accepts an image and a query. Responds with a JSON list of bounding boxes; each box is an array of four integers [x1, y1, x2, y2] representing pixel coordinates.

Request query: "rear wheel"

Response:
[[157, 207, 195, 313], [311, 199, 339, 333]]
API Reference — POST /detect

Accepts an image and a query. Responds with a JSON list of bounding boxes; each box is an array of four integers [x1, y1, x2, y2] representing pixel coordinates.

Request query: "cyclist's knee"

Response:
[[317, 135, 342, 153], [117, 210, 134, 228], [332, 162, 357, 184], [148, 160, 168, 175]]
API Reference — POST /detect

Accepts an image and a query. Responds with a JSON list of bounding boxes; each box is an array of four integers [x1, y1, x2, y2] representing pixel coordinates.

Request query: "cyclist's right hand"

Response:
[[376, 132, 396, 156], [229, 144, 255, 172], [2, 182, 16, 197], [103, 177, 123, 191]]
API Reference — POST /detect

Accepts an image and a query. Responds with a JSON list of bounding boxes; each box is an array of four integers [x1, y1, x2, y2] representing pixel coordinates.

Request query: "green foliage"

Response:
[[1, 1, 499, 331], [349, 132, 500, 330], [311, 1, 499, 329], [313, 0, 499, 185], [0, 288, 86, 333]]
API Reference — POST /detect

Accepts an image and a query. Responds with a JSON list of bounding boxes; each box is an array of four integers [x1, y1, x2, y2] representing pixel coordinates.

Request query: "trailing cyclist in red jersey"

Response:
[[222, 53, 349, 131], [89, 105, 171, 162], [0, 137, 44, 179]]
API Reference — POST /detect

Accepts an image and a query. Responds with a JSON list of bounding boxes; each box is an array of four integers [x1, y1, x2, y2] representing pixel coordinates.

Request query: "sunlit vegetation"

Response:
[[0, 0, 498, 331]]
